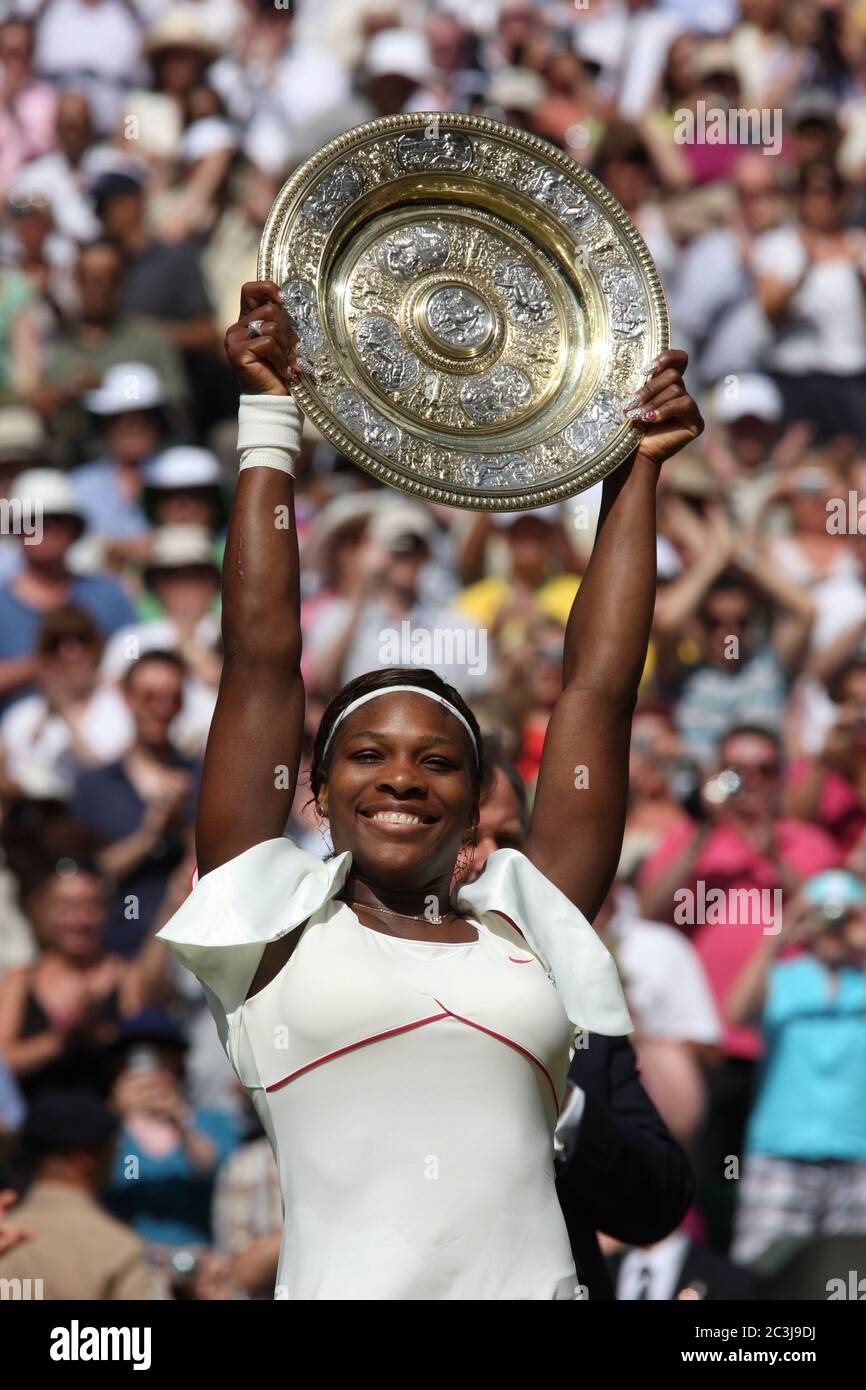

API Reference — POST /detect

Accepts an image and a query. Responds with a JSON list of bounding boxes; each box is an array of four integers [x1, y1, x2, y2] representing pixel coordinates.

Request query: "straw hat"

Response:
[[143, 9, 223, 60], [0, 405, 47, 464]]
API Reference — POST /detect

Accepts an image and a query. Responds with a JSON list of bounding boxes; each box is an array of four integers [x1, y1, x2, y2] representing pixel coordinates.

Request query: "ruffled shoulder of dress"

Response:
[[156, 837, 352, 1013], [455, 849, 633, 1037]]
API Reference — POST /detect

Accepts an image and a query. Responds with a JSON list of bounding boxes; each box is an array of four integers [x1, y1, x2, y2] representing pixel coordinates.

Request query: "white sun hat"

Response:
[[146, 524, 217, 571], [712, 374, 783, 425], [84, 362, 166, 416], [8, 468, 85, 525], [143, 447, 223, 490], [363, 27, 432, 84]]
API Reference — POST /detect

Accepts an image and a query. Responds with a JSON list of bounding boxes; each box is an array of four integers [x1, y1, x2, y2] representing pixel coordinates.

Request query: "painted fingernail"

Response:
[[624, 406, 644, 420], [624, 393, 643, 410], [641, 408, 658, 421]]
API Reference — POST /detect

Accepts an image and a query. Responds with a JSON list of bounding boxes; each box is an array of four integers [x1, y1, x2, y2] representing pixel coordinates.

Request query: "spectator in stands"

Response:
[[40, 239, 188, 461], [104, 1010, 237, 1249], [0, 467, 135, 710], [71, 362, 168, 546], [752, 159, 866, 444], [623, 700, 696, 875], [639, 722, 840, 1244], [308, 499, 485, 697], [0, 1088, 156, 1299], [671, 154, 788, 388], [141, 446, 227, 539], [0, 19, 57, 199], [0, 859, 140, 1098], [702, 374, 787, 532], [7, 89, 104, 245], [0, 605, 131, 799], [71, 651, 200, 956], [654, 547, 815, 768], [729, 870, 866, 1264], [101, 524, 220, 754], [594, 882, 722, 1144]]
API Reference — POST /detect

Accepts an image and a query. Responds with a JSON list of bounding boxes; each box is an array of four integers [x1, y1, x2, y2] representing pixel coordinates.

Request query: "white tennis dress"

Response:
[[158, 837, 631, 1300]]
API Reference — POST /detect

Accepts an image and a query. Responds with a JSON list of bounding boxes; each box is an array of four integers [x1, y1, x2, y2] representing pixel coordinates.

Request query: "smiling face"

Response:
[[37, 870, 107, 961], [317, 691, 477, 892]]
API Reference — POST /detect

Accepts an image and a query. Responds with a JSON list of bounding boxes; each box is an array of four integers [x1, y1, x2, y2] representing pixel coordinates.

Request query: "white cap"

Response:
[[143, 447, 222, 490], [146, 524, 216, 571], [180, 116, 238, 164], [491, 503, 562, 529], [85, 362, 165, 416], [369, 497, 436, 550], [363, 27, 432, 84], [712, 374, 783, 425], [301, 491, 386, 569], [486, 66, 546, 112], [9, 468, 84, 524]]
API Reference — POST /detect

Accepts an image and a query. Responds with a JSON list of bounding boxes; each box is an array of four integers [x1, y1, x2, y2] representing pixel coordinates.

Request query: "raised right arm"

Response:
[[195, 283, 305, 877]]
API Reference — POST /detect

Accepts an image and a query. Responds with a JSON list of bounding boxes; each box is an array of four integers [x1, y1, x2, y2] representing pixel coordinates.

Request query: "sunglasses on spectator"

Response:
[[702, 613, 748, 630]]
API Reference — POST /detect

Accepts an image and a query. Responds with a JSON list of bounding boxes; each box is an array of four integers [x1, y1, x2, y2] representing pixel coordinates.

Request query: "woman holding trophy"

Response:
[[158, 275, 702, 1300]]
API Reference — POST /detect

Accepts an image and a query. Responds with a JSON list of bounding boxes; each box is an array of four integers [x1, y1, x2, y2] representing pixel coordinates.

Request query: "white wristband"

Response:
[[237, 393, 302, 476]]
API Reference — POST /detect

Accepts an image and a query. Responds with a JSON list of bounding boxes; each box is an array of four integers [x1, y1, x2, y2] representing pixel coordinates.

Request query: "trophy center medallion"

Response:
[[418, 283, 496, 357]]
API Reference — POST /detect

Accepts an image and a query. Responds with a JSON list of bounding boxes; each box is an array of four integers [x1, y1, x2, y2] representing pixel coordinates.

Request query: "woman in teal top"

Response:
[[728, 870, 866, 1264], [0, 268, 38, 399]]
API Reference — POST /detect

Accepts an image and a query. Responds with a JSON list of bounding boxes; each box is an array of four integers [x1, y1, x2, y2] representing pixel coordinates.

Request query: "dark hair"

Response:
[[826, 658, 866, 707], [595, 122, 653, 173], [311, 667, 486, 818], [481, 733, 529, 834], [797, 158, 846, 199], [2, 810, 102, 903], [123, 648, 187, 689], [19, 854, 108, 911], [35, 604, 103, 660], [697, 569, 759, 626], [720, 723, 782, 754]]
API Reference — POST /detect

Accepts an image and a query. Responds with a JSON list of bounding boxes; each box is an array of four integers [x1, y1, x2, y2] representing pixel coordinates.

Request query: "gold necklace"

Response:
[[342, 898, 448, 925]]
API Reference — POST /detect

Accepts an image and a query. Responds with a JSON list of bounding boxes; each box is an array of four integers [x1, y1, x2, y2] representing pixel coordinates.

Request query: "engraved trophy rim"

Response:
[[258, 111, 669, 512]]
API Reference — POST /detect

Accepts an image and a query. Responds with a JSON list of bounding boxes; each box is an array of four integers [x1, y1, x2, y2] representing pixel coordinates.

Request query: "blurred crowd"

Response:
[[1, 0, 866, 1300]]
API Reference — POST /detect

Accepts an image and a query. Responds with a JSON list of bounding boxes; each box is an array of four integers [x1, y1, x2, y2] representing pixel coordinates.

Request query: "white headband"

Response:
[[321, 684, 480, 765]]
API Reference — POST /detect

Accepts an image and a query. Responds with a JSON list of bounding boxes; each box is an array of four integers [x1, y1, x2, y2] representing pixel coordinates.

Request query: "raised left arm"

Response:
[[523, 350, 703, 916]]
